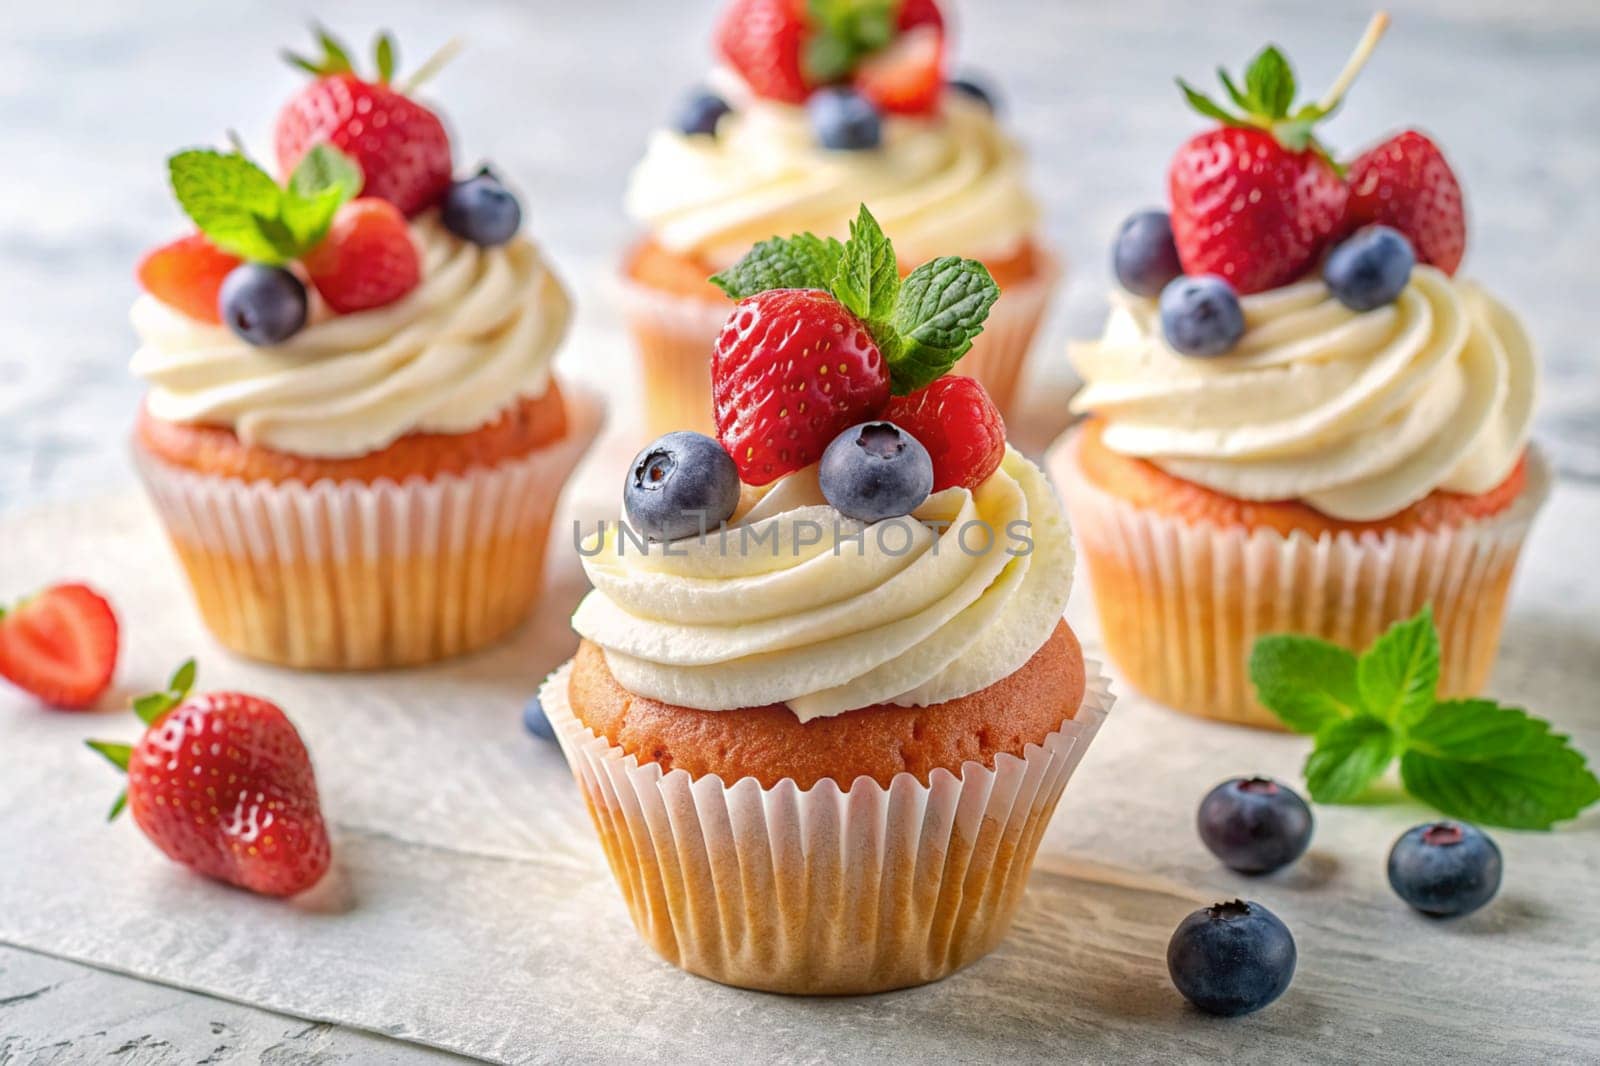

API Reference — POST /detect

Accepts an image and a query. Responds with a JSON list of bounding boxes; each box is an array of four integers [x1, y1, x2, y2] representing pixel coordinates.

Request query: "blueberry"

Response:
[[442, 169, 522, 247], [1168, 900, 1297, 1017], [819, 422, 934, 523], [808, 87, 882, 151], [219, 264, 308, 346], [522, 694, 557, 742], [675, 89, 731, 137], [1197, 776, 1313, 875], [1323, 225, 1416, 312], [1387, 821, 1502, 917], [624, 431, 741, 542], [1113, 210, 1183, 297], [1160, 274, 1245, 357], [948, 75, 998, 111]]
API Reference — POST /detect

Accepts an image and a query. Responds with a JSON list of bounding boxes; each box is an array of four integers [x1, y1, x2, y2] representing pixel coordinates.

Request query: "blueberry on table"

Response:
[[808, 87, 882, 150], [1113, 210, 1183, 297], [624, 431, 742, 543], [1197, 776, 1314, 875], [219, 264, 308, 346], [819, 422, 934, 523], [948, 75, 999, 111], [1160, 274, 1245, 357], [442, 169, 523, 247], [1323, 224, 1416, 312], [675, 89, 732, 136], [523, 695, 556, 743], [1387, 821, 1502, 917], [1168, 900, 1297, 1017]]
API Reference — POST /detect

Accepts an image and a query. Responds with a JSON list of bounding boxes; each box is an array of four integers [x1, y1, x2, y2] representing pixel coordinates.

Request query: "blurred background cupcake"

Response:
[[130, 30, 601, 670], [619, 0, 1058, 440], [1048, 18, 1546, 728]]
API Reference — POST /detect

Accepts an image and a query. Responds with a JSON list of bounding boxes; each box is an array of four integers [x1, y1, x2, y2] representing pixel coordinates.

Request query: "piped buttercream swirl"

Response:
[[131, 214, 571, 458], [1068, 266, 1537, 521]]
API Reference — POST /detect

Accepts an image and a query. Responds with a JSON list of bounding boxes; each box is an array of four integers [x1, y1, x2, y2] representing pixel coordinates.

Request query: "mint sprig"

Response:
[[168, 144, 361, 264], [1251, 607, 1600, 829], [803, 0, 897, 85], [709, 204, 1000, 395]]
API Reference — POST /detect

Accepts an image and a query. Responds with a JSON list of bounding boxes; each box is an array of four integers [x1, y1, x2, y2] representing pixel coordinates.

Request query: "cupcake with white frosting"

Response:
[[1048, 19, 1547, 727], [543, 208, 1109, 994], [130, 30, 600, 669], [619, 0, 1057, 436]]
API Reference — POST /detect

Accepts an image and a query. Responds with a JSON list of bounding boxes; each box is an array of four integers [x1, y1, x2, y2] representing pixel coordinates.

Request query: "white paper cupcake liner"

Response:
[[1047, 428, 1551, 728], [540, 656, 1112, 995], [133, 386, 603, 671]]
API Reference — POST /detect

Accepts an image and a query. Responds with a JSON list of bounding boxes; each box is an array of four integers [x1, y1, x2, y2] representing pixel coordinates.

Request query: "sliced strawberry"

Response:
[[885, 375, 1006, 492], [301, 198, 421, 314], [1347, 130, 1466, 275], [716, 0, 811, 104], [853, 24, 945, 115], [0, 584, 118, 710], [136, 235, 241, 324], [713, 289, 890, 485]]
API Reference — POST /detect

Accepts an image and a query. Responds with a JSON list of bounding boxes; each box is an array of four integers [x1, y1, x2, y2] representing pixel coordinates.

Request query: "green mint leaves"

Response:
[[803, 0, 897, 84], [709, 204, 1000, 395], [1251, 608, 1600, 829], [168, 145, 361, 265], [1177, 43, 1337, 161]]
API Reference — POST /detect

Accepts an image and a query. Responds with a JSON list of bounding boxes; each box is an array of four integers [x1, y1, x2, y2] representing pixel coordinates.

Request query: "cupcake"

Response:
[[619, 0, 1056, 438], [546, 209, 1109, 994], [1048, 17, 1546, 729], [130, 30, 600, 670]]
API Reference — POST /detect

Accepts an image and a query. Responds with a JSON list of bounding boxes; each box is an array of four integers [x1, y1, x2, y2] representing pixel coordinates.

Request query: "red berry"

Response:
[[275, 74, 452, 217], [897, 0, 945, 31], [1169, 126, 1349, 295], [301, 198, 421, 314], [136, 235, 241, 324], [854, 24, 945, 115], [1347, 130, 1466, 276], [713, 289, 890, 486], [0, 584, 118, 711], [885, 375, 1006, 492], [716, 0, 811, 104]]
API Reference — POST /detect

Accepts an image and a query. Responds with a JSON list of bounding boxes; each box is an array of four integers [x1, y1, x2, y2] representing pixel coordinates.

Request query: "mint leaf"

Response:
[[1250, 634, 1361, 734], [1401, 699, 1600, 829], [1244, 45, 1296, 118], [803, 0, 895, 82], [1305, 716, 1395, 803], [169, 150, 297, 263], [804, 32, 857, 84], [832, 205, 899, 327], [282, 144, 362, 249], [1357, 607, 1440, 728], [709, 233, 846, 299], [884, 257, 1000, 394]]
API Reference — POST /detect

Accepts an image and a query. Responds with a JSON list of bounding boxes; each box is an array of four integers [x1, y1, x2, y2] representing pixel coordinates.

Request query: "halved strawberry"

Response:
[[885, 375, 1006, 492], [716, 0, 811, 104], [301, 198, 421, 313], [0, 584, 119, 710], [1346, 130, 1466, 275], [136, 235, 241, 324], [853, 24, 945, 115]]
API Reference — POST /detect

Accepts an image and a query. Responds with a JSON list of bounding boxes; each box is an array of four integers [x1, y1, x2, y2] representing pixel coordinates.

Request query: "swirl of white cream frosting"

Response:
[[624, 86, 1039, 268], [571, 448, 1074, 722], [1068, 266, 1537, 521], [130, 213, 572, 458]]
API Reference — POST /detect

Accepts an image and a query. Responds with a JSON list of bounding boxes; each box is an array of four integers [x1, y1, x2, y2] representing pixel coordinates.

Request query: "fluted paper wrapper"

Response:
[[541, 658, 1112, 995], [1048, 428, 1551, 729], [133, 389, 603, 671], [617, 252, 1061, 441]]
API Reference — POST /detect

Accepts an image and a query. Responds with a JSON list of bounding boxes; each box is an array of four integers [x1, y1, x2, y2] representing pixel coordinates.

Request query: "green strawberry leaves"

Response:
[[169, 145, 361, 265], [709, 204, 1001, 395], [1251, 608, 1600, 829], [1177, 43, 1338, 165]]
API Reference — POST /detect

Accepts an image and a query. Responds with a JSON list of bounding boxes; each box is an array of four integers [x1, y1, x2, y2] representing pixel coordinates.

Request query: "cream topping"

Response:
[[624, 87, 1039, 267], [571, 448, 1073, 721], [1068, 267, 1537, 521], [131, 214, 571, 458]]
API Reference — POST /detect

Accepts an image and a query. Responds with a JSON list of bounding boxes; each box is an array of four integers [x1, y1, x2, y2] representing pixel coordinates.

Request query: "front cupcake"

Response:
[[131, 30, 600, 670], [546, 209, 1108, 994], [620, 0, 1055, 436], [1049, 18, 1546, 728]]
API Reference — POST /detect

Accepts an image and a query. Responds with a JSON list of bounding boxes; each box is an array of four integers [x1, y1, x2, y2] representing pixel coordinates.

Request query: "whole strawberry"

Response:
[[88, 661, 331, 898], [0, 584, 118, 710], [884, 375, 1006, 492], [276, 28, 452, 217], [1347, 130, 1466, 275], [717, 0, 811, 104]]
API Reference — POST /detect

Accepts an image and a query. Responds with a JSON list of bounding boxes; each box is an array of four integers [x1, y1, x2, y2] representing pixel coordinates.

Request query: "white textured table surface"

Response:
[[3, 1, 1600, 1063]]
